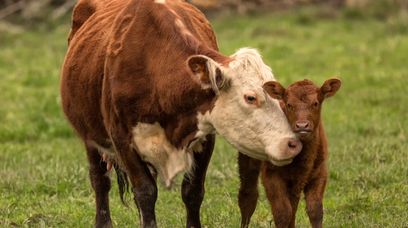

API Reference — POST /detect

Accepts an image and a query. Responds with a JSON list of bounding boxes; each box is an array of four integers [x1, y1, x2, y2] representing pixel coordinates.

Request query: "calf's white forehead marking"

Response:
[[132, 122, 194, 187]]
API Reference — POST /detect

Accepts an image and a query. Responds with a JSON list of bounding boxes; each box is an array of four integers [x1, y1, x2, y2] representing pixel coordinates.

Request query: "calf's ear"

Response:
[[187, 55, 227, 94], [320, 78, 341, 99], [263, 81, 285, 100]]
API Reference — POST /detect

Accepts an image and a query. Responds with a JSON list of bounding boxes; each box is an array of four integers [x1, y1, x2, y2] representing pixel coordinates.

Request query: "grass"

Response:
[[1, 7, 408, 227]]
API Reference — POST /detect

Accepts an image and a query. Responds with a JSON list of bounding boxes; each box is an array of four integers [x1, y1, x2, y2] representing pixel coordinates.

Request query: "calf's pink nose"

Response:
[[295, 121, 309, 129]]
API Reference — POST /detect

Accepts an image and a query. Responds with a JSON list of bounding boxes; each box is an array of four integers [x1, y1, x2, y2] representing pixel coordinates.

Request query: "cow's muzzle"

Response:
[[267, 137, 302, 166]]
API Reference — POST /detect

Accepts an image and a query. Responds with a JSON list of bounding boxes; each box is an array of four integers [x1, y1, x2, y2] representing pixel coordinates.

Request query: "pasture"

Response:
[[1, 8, 407, 227]]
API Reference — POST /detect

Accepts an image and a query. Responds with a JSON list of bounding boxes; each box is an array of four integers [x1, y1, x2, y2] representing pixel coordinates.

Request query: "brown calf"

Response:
[[238, 78, 341, 228]]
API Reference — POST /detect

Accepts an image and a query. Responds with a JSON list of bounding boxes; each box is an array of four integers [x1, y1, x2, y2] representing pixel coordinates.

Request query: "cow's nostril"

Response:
[[288, 140, 297, 149], [288, 139, 301, 149], [272, 138, 303, 162], [287, 138, 302, 156]]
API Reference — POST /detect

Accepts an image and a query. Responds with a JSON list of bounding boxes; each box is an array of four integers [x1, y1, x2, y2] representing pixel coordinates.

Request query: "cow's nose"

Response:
[[288, 139, 299, 149], [287, 138, 302, 156], [266, 138, 303, 166], [295, 121, 309, 130]]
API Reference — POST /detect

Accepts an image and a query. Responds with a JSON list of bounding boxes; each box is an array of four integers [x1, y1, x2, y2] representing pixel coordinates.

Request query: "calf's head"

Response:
[[188, 48, 302, 166], [263, 78, 341, 141]]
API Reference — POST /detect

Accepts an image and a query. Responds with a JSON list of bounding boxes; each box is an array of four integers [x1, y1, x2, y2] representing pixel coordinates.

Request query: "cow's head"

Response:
[[188, 48, 302, 166], [263, 78, 341, 141]]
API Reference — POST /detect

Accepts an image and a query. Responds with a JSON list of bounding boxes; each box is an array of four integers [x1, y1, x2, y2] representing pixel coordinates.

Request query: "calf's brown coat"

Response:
[[238, 78, 341, 228]]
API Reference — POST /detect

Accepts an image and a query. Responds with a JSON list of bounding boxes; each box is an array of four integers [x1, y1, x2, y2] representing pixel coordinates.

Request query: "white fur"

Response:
[[200, 48, 297, 163], [131, 122, 194, 188], [154, 0, 166, 4]]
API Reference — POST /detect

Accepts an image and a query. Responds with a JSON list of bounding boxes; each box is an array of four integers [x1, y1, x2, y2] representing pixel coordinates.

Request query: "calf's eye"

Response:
[[313, 101, 319, 107]]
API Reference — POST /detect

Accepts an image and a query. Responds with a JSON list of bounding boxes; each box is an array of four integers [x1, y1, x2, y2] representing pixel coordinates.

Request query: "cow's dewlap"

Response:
[[132, 122, 194, 187]]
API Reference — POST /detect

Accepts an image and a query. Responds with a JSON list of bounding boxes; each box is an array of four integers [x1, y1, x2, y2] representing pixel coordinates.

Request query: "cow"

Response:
[[60, 0, 302, 227], [237, 78, 341, 228]]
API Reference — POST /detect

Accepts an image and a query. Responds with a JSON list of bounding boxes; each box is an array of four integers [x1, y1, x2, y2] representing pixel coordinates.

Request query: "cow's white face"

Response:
[[190, 48, 302, 166]]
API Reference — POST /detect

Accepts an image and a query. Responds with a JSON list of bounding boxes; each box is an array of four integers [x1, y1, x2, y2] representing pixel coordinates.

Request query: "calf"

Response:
[[61, 0, 302, 227], [238, 78, 341, 228]]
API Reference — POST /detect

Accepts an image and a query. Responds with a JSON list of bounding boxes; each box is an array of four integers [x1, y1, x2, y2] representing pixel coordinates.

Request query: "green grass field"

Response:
[[1, 8, 407, 227]]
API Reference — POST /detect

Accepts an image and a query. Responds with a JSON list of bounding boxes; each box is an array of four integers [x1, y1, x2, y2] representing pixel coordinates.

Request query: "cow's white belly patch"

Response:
[[132, 122, 193, 188]]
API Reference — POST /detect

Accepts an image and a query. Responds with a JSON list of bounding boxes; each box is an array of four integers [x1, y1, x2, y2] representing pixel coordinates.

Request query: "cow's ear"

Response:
[[263, 81, 285, 100], [320, 78, 341, 99], [188, 55, 227, 93]]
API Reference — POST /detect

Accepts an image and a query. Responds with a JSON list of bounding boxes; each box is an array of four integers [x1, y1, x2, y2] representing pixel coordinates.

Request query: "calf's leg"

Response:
[[86, 144, 112, 228], [288, 194, 301, 228], [182, 135, 215, 228], [238, 153, 261, 228], [304, 174, 327, 228]]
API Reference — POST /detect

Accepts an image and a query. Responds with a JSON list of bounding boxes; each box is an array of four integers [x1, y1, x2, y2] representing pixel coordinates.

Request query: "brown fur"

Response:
[[61, 0, 231, 227], [238, 78, 341, 228]]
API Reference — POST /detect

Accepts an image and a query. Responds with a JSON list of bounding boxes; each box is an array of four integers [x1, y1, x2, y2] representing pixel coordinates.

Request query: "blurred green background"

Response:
[[1, 0, 407, 227]]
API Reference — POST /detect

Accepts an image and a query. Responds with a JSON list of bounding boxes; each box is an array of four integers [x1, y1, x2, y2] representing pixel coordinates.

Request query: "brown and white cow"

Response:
[[61, 0, 301, 227], [238, 78, 341, 228]]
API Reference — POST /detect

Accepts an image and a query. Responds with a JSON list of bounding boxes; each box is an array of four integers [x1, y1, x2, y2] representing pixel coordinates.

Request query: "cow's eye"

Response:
[[244, 94, 257, 105]]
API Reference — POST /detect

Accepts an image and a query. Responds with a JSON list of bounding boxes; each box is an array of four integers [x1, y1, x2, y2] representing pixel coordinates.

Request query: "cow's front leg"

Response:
[[130, 157, 158, 228], [85, 144, 112, 228], [261, 168, 292, 228], [111, 132, 158, 228], [238, 152, 261, 228], [181, 135, 215, 228]]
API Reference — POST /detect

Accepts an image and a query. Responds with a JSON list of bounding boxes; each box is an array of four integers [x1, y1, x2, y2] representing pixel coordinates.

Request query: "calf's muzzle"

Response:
[[295, 121, 310, 130]]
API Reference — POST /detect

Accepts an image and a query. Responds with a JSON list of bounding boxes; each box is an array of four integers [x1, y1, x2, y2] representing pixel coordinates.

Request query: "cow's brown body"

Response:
[[61, 0, 226, 227], [62, 0, 224, 147], [238, 79, 341, 228]]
